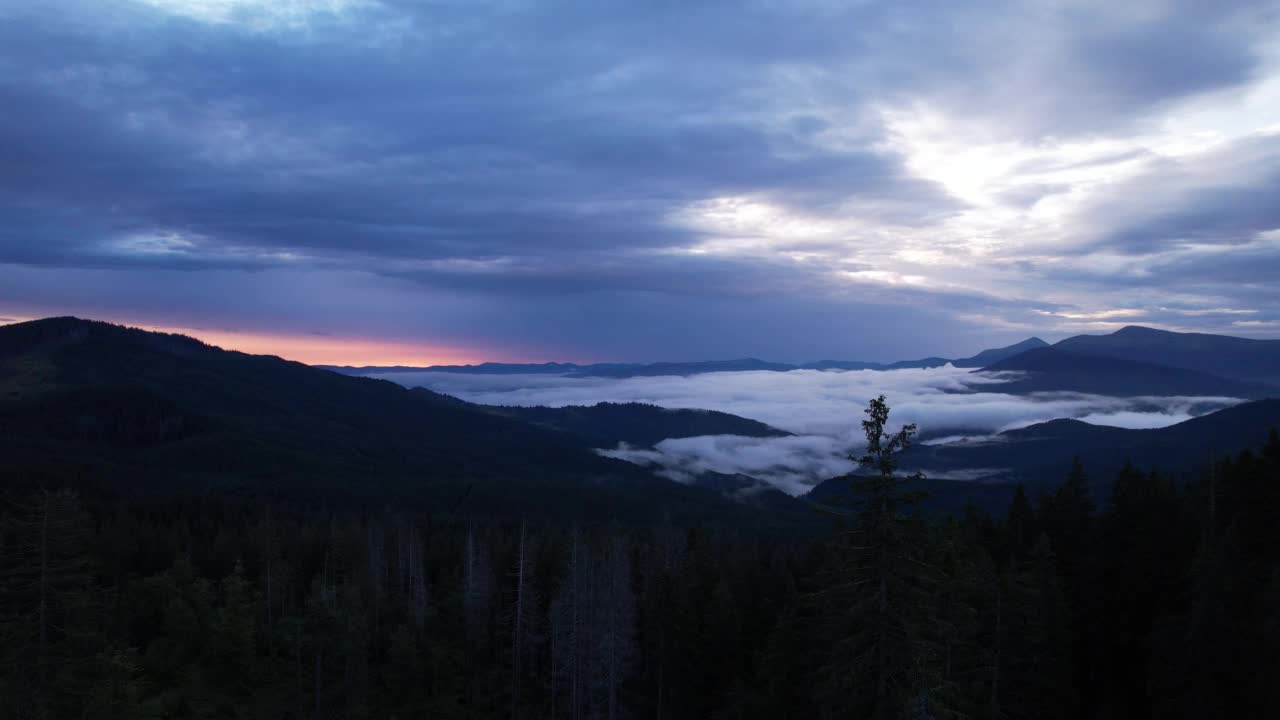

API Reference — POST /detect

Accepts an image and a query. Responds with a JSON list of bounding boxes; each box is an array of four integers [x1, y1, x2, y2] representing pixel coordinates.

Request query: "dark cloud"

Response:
[[0, 0, 1277, 359]]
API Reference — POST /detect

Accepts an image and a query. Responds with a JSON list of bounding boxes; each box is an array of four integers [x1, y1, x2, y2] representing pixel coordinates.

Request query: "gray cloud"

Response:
[[1075, 133, 1280, 255], [1, 0, 1278, 358]]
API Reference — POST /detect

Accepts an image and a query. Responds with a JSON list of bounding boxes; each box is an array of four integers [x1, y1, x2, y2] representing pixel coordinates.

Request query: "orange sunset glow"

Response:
[[166, 326, 492, 367], [0, 314, 495, 367]]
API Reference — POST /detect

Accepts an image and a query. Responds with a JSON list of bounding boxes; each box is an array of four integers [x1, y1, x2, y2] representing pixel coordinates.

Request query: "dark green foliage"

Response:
[[488, 401, 789, 449], [0, 377, 1276, 718], [819, 395, 941, 719], [0, 317, 817, 529], [895, 398, 1280, 494]]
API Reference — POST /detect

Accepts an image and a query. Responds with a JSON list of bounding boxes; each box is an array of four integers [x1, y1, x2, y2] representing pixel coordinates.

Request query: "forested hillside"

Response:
[[486, 401, 789, 449], [2, 398, 1276, 719], [0, 318, 809, 526]]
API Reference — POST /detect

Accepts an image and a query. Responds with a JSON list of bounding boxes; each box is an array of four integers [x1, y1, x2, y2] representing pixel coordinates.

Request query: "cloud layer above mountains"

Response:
[[378, 367, 1242, 494], [2, 1, 1280, 362]]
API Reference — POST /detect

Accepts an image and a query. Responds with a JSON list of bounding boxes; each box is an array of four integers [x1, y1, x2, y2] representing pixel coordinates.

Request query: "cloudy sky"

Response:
[[2, 0, 1279, 364]]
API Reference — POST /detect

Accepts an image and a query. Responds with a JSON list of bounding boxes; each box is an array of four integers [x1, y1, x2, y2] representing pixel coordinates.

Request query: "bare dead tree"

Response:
[[463, 523, 494, 654], [511, 520, 528, 720], [409, 528, 429, 630]]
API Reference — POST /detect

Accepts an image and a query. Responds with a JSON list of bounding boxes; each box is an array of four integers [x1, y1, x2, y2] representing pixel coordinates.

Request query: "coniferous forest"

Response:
[[2, 397, 1277, 719], [6, 0, 1280, 715]]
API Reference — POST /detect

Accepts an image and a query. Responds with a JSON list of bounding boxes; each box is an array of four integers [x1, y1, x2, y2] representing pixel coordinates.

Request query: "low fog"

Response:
[[376, 367, 1243, 495]]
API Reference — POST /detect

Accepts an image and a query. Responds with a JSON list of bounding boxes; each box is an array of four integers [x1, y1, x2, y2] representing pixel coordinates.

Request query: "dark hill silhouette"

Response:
[[975, 346, 1273, 398], [909, 398, 1280, 489], [486, 401, 789, 448], [321, 361, 582, 375], [1054, 325, 1280, 386], [321, 337, 1055, 378], [570, 358, 795, 378], [0, 317, 811, 525], [951, 336, 1049, 367], [843, 338, 1051, 371], [806, 398, 1280, 507]]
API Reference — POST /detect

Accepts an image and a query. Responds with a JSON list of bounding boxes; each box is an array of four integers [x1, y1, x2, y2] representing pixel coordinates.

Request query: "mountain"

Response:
[[485, 401, 789, 449], [321, 361, 583, 375], [569, 358, 796, 378], [908, 398, 1280, 489], [321, 338, 1054, 379], [880, 356, 953, 370], [802, 359, 885, 371], [975, 346, 1274, 398], [687, 471, 811, 514], [1054, 325, 1280, 386], [951, 336, 1049, 367], [803, 338, 1047, 371], [806, 398, 1280, 510], [0, 317, 813, 525]]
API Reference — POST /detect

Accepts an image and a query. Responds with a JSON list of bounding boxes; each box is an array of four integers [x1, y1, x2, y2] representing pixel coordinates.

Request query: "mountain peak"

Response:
[[1, 316, 109, 356], [1055, 324, 1280, 385], [0, 316, 221, 365], [949, 336, 1051, 368], [1112, 325, 1168, 336]]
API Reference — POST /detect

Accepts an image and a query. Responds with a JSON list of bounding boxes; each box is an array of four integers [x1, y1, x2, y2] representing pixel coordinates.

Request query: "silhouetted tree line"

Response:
[[1, 398, 1277, 718]]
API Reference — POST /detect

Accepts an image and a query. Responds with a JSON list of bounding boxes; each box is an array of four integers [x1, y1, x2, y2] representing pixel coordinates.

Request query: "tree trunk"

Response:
[[511, 520, 526, 720], [267, 552, 274, 656], [571, 531, 581, 720], [314, 648, 323, 720], [37, 491, 49, 720], [296, 624, 304, 718], [992, 588, 1002, 720]]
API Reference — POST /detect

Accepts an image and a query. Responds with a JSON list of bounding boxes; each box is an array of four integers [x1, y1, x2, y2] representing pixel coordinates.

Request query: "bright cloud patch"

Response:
[[132, 0, 364, 28]]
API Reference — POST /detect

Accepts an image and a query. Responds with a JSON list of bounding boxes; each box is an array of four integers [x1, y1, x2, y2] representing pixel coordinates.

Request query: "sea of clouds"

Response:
[[374, 367, 1242, 495]]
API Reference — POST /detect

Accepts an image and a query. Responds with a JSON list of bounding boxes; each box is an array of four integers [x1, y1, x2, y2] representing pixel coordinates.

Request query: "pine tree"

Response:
[[1003, 485, 1037, 565], [822, 396, 936, 720], [510, 520, 529, 720], [997, 534, 1076, 720], [1037, 456, 1098, 708], [0, 489, 93, 719], [550, 528, 586, 720], [595, 536, 636, 720], [463, 523, 494, 653], [385, 623, 423, 715], [209, 559, 257, 699]]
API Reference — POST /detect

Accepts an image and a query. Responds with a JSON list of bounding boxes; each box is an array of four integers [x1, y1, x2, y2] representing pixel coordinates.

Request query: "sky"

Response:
[[2, 0, 1279, 365], [374, 367, 1242, 494]]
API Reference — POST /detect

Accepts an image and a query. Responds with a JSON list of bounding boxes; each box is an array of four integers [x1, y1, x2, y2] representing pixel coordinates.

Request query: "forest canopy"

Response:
[[2, 397, 1277, 719]]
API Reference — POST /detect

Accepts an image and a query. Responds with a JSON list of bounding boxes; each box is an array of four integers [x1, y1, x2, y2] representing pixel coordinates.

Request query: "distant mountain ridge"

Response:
[[323, 326, 1280, 403], [805, 398, 1280, 508], [1052, 325, 1280, 386], [482, 401, 790, 448], [8, 317, 1280, 524], [974, 346, 1275, 398], [953, 336, 1051, 367], [322, 338, 1052, 378], [906, 398, 1280, 488], [965, 326, 1280, 399]]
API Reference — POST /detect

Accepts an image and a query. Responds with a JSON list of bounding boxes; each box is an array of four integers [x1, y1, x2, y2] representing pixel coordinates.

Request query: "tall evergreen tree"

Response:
[[822, 396, 938, 720], [0, 489, 93, 719]]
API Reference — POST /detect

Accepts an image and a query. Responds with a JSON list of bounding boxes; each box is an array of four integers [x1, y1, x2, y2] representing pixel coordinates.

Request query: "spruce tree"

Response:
[[823, 396, 936, 720]]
